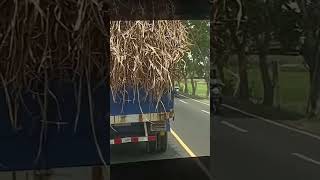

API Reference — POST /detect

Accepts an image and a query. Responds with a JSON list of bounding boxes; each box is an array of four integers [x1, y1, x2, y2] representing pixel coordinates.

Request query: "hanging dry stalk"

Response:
[[0, 0, 107, 127], [110, 20, 191, 107], [0, 0, 109, 167]]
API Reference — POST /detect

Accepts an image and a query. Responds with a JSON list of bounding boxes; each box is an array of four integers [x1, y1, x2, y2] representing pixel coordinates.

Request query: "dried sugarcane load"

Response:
[[0, 0, 189, 159], [0, 0, 110, 170], [110, 20, 190, 153]]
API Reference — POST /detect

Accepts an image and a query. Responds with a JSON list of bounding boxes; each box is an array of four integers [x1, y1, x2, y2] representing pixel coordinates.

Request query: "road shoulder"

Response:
[[221, 97, 320, 138]]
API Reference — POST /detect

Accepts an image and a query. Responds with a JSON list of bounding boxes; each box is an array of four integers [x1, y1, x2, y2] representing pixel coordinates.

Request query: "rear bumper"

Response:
[[110, 135, 157, 145], [110, 120, 171, 145]]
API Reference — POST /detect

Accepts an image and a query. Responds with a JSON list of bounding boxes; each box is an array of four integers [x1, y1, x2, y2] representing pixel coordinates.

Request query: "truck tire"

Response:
[[146, 141, 157, 153], [157, 132, 168, 152]]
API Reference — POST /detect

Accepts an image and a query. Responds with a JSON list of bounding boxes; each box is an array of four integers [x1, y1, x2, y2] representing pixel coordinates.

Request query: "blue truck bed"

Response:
[[110, 88, 174, 116], [110, 88, 174, 152], [0, 82, 109, 171]]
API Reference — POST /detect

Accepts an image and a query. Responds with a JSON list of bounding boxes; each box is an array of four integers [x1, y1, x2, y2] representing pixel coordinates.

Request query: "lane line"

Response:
[[179, 94, 320, 141], [179, 99, 189, 104], [201, 110, 210, 114], [170, 128, 196, 157], [220, 121, 248, 133], [178, 94, 209, 106], [170, 129, 213, 180], [222, 104, 320, 141], [292, 153, 320, 166]]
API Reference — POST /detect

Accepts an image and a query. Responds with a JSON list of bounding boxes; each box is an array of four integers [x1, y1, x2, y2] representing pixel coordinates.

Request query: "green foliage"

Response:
[[179, 80, 208, 98], [185, 20, 210, 81]]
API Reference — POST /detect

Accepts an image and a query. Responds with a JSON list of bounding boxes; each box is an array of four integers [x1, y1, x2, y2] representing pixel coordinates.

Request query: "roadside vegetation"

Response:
[[213, 0, 320, 134], [176, 20, 210, 99], [179, 79, 208, 99]]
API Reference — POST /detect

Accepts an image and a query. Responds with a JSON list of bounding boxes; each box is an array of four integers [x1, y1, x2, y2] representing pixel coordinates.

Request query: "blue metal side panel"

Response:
[[110, 123, 145, 137], [110, 88, 174, 116], [0, 81, 109, 171]]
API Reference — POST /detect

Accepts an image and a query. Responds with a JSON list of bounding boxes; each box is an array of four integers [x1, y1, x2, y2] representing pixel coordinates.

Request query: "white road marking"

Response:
[[221, 121, 248, 133], [184, 95, 310, 140], [177, 96, 320, 139], [222, 104, 320, 141], [178, 94, 209, 106], [201, 110, 210, 114], [179, 99, 189, 104], [292, 153, 320, 166]]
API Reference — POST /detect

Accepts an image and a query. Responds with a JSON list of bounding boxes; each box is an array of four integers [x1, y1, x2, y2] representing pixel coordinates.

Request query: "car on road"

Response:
[[174, 86, 180, 97]]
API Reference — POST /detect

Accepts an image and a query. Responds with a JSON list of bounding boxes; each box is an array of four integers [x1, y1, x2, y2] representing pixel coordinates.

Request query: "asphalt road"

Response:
[[213, 105, 320, 180], [111, 95, 210, 164]]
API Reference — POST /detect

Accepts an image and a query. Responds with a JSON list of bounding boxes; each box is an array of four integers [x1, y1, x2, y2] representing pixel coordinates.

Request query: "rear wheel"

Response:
[[157, 132, 168, 152], [146, 140, 157, 153]]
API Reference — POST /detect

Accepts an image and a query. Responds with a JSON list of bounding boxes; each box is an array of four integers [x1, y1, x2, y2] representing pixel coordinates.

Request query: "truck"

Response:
[[110, 88, 175, 153]]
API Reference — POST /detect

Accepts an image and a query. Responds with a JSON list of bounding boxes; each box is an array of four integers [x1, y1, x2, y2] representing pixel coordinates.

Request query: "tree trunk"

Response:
[[259, 53, 274, 106], [309, 72, 320, 120], [195, 81, 198, 92], [183, 77, 189, 94], [272, 60, 280, 108], [238, 50, 249, 100], [217, 55, 226, 82], [190, 78, 196, 96], [301, 30, 320, 120], [230, 26, 249, 100], [307, 45, 320, 120], [296, 0, 320, 120], [206, 81, 210, 97]]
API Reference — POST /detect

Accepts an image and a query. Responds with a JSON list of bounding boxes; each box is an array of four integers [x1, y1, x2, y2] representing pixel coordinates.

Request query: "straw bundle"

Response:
[[0, 0, 190, 169], [0, 0, 108, 127], [110, 20, 190, 104], [109, 0, 175, 20], [0, 0, 109, 166]]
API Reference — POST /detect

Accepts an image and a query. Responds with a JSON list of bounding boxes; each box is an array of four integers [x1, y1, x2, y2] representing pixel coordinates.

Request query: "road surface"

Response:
[[213, 105, 320, 180], [111, 95, 211, 164]]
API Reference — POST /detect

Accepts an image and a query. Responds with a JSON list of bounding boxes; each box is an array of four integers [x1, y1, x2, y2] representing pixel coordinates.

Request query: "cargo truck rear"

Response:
[[110, 88, 174, 153]]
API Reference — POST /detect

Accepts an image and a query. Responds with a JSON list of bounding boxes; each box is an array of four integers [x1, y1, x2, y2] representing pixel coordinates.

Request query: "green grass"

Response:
[[247, 66, 309, 115], [178, 79, 208, 99], [177, 62, 309, 114], [222, 59, 320, 133]]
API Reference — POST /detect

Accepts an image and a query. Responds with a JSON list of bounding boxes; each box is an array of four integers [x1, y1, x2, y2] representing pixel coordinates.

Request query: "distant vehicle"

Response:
[[174, 86, 180, 96], [211, 78, 223, 114], [211, 86, 222, 114]]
